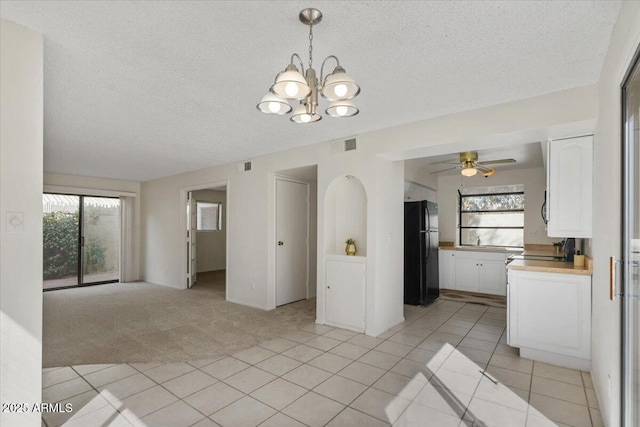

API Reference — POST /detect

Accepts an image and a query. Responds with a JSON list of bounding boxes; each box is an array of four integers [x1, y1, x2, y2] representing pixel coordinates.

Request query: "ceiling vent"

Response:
[[244, 161, 252, 171], [344, 138, 357, 151]]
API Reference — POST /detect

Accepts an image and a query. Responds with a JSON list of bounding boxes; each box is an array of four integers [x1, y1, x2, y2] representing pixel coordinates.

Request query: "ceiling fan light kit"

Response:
[[257, 8, 360, 123], [431, 151, 516, 177]]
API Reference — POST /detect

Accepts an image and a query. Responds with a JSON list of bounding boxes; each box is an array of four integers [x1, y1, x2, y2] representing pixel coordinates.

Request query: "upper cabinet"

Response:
[[546, 135, 593, 238]]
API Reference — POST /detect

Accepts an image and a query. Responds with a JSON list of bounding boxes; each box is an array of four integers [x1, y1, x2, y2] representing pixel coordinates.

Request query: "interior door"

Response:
[[276, 178, 308, 306], [187, 192, 197, 288], [622, 48, 640, 427]]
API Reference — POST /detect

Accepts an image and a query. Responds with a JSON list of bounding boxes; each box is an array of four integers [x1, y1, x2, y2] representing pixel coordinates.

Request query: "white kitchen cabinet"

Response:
[[479, 259, 508, 295], [546, 135, 593, 238], [325, 255, 366, 332], [455, 257, 480, 292], [508, 269, 591, 370], [438, 249, 456, 289], [452, 251, 508, 296]]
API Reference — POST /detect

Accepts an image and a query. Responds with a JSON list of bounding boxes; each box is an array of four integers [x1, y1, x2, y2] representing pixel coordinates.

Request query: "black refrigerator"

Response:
[[404, 200, 439, 305]]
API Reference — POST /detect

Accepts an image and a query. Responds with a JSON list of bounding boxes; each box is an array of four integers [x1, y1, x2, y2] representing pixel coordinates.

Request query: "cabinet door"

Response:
[[326, 259, 365, 332], [478, 259, 507, 295], [438, 250, 455, 289], [547, 135, 593, 238], [454, 257, 479, 292], [508, 270, 591, 359]]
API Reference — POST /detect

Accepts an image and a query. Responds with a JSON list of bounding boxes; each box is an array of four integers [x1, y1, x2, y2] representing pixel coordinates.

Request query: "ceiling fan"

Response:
[[431, 151, 516, 177]]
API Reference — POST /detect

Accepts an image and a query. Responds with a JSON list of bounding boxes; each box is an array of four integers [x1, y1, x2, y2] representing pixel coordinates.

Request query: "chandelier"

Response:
[[257, 8, 360, 123]]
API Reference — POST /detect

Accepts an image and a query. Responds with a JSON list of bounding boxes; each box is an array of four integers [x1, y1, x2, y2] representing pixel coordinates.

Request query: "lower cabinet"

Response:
[[325, 255, 366, 332], [455, 257, 480, 292], [479, 259, 509, 295], [439, 249, 508, 296], [439, 250, 456, 290], [508, 269, 591, 370]]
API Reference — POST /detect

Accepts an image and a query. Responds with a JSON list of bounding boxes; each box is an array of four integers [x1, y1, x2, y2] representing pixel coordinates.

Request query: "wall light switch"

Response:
[[7, 212, 24, 233]]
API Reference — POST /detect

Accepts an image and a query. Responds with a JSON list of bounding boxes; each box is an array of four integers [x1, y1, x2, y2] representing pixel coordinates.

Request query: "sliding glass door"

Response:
[[82, 197, 120, 284], [43, 194, 80, 289], [43, 194, 120, 290], [622, 47, 640, 427]]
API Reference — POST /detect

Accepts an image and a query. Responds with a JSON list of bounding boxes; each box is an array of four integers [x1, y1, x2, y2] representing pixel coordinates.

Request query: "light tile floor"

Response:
[[41, 300, 602, 426]]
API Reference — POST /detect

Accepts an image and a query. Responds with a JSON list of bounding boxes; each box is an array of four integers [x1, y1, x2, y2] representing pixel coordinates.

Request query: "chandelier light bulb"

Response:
[[285, 82, 299, 97], [325, 100, 359, 118], [257, 92, 292, 115], [334, 84, 348, 98], [301, 114, 311, 123], [268, 102, 281, 113]]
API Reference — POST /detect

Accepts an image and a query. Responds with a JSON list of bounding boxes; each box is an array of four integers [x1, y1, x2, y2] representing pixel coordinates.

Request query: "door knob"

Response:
[[278, 241, 284, 246]]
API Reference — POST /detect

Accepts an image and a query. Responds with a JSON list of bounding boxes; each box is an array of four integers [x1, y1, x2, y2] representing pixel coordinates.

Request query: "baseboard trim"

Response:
[[142, 279, 184, 289], [226, 297, 271, 311]]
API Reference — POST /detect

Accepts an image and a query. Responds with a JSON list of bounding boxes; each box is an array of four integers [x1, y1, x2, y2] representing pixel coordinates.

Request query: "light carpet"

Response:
[[43, 271, 316, 367]]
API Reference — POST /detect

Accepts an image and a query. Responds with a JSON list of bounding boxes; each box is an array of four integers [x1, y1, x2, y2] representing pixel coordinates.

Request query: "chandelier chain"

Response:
[[308, 23, 313, 69]]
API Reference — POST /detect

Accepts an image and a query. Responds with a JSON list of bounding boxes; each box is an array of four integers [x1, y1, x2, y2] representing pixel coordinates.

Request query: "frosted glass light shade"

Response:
[[325, 100, 359, 118], [461, 167, 478, 177], [322, 68, 360, 101], [271, 65, 310, 101], [256, 92, 292, 115], [290, 104, 322, 124]]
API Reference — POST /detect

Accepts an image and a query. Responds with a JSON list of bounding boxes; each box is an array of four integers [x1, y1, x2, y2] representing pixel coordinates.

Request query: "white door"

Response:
[[326, 259, 365, 332], [187, 192, 197, 288], [276, 179, 308, 306]]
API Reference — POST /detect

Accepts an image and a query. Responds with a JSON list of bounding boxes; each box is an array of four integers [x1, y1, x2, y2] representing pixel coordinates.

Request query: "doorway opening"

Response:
[[43, 193, 120, 290], [186, 185, 227, 299]]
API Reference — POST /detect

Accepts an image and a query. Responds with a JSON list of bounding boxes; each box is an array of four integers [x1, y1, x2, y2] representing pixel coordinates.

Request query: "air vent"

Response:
[[244, 161, 252, 171], [344, 138, 357, 151]]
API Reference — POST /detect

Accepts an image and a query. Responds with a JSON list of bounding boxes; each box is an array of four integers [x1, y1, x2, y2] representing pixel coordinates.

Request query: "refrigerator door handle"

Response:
[[425, 232, 430, 261]]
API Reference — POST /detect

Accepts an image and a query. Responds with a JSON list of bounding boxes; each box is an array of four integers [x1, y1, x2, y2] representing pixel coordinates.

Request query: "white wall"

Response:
[[437, 167, 554, 245], [44, 173, 141, 282], [141, 85, 597, 337], [592, 2, 640, 426], [192, 189, 226, 272], [0, 19, 43, 427], [405, 161, 439, 189]]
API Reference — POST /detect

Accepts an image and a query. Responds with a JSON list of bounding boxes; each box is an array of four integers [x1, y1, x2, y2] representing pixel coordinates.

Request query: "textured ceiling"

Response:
[[0, 1, 621, 182]]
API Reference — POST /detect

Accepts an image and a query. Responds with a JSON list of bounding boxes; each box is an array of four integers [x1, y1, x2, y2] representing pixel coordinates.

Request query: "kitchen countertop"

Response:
[[507, 257, 593, 276], [438, 246, 524, 253]]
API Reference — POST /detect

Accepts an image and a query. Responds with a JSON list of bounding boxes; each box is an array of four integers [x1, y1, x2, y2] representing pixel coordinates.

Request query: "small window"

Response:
[[459, 190, 524, 248], [196, 202, 222, 231]]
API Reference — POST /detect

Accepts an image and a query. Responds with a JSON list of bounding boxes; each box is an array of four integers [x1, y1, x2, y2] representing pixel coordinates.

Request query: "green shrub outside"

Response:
[[43, 210, 107, 280]]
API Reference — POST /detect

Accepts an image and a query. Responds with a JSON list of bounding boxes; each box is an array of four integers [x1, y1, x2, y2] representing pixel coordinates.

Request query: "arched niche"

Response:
[[324, 175, 367, 256]]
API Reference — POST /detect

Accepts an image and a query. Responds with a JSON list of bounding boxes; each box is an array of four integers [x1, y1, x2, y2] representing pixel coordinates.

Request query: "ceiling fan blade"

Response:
[[430, 166, 460, 175], [482, 168, 496, 177], [477, 158, 516, 165], [475, 165, 493, 172]]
